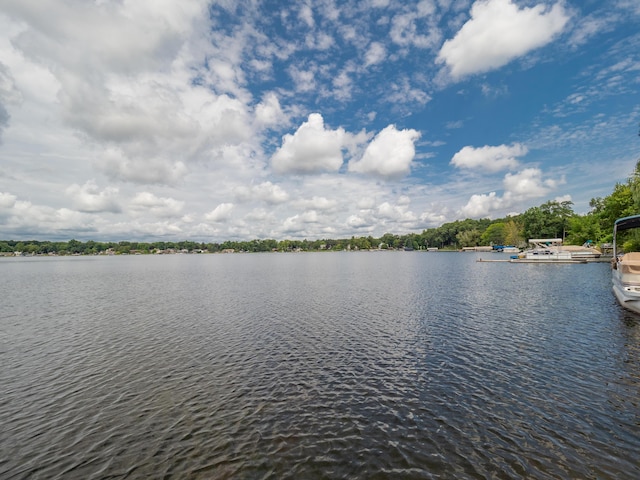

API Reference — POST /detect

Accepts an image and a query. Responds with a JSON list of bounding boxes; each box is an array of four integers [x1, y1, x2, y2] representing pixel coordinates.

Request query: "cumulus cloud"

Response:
[[65, 180, 121, 213], [234, 181, 289, 204], [254, 92, 287, 129], [459, 191, 504, 218], [376, 201, 416, 223], [295, 196, 339, 212], [271, 113, 346, 174], [450, 143, 528, 172], [3, 199, 95, 237], [459, 167, 562, 217], [346, 214, 371, 229], [205, 203, 234, 222], [349, 125, 420, 179], [503, 167, 560, 199], [437, 0, 570, 79], [130, 192, 185, 218], [1, 0, 263, 186], [99, 149, 188, 186], [279, 209, 340, 237], [0, 1, 628, 242], [0, 191, 17, 209]]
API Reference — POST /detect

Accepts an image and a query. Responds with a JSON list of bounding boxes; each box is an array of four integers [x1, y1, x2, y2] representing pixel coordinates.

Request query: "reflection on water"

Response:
[[1, 253, 638, 479]]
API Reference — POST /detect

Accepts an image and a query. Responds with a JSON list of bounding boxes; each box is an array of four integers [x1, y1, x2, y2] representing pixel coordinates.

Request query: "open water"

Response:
[[1, 252, 638, 479]]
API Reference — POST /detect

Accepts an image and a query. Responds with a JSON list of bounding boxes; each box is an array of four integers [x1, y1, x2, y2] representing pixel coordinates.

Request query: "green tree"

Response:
[[380, 233, 398, 249], [456, 229, 481, 247], [629, 159, 640, 210], [522, 200, 574, 240], [480, 222, 505, 245], [590, 182, 635, 237], [565, 213, 603, 245], [503, 219, 524, 246]]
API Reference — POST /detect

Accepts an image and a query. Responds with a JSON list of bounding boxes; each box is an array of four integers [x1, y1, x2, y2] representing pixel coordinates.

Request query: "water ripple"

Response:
[[0, 254, 638, 479]]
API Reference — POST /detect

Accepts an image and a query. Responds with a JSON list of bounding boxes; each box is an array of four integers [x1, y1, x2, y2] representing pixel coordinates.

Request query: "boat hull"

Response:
[[612, 282, 640, 314], [612, 269, 640, 314], [512, 249, 585, 263], [612, 215, 640, 314], [511, 258, 586, 264]]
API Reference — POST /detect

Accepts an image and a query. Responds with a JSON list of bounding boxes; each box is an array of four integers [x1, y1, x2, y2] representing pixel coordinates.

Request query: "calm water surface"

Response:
[[1, 252, 638, 479]]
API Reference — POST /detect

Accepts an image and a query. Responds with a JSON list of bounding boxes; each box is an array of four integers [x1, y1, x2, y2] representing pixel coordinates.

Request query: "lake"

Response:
[[1, 252, 638, 479]]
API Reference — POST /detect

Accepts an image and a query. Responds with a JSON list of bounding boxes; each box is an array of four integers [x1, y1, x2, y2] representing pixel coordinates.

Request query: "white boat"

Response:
[[612, 215, 640, 314], [561, 241, 602, 259], [510, 238, 586, 263], [491, 245, 520, 253], [502, 246, 520, 253]]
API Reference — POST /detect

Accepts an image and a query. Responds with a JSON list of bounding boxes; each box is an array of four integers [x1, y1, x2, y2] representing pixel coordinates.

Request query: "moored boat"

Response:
[[561, 241, 602, 259], [612, 214, 640, 314], [510, 238, 586, 263]]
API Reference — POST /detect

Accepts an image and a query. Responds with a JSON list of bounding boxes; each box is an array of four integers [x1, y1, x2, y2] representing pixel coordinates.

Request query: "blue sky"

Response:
[[0, 0, 639, 241]]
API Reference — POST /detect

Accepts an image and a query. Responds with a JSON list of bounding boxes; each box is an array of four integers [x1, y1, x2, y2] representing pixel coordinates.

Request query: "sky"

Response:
[[0, 0, 639, 242]]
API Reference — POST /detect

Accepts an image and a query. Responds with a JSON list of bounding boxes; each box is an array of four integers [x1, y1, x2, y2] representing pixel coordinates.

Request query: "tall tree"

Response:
[[480, 222, 505, 245], [503, 219, 524, 246], [522, 200, 575, 240]]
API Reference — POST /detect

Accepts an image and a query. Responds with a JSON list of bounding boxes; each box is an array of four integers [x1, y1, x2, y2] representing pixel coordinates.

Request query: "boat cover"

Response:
[[620, 252, 640, 274], [614, 215, 640, 232]]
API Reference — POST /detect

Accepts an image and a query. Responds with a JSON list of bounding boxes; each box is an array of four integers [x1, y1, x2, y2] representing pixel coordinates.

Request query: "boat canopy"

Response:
[[613, 214, 640, 257], [614, 215, 640, 232], [528, 238, 563, 246]]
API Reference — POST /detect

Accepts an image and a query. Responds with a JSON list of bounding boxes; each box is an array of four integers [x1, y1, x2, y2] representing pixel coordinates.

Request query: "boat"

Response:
[[612, 215, 640, 314], [510, 238, 587, 263], [492, 245, 520, 253], [561, 241, 602, 259]]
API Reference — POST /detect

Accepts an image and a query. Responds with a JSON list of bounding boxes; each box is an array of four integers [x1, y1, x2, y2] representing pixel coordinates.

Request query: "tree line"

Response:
[[3, 161, 640, 255]]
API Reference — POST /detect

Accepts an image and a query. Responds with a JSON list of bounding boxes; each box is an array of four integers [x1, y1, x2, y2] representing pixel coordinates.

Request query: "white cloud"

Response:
[[459, 191, 504, 217], [349, 125, 420, 179], [437, 0, 570, 79], [346, 214, 371, 229], [235, 181, 289, 204], [254, 92, 287, 129], [554, 194, 572, 203], [295, 196, 339, 212], [503, 167, 559, 200], [390, 8, 441, 49], [271, 113, 346, 174], [99, 149, 188, 186], [387, 77, 432, 107], [0, 1, 633, 242], [419, 208, 448, 227], [281, 211, 324, 235], [244, 208, 275, 223], [450, 143, 527, 172], [65, 180, 121, 213], [299, 4, 315, 28], [205, 203, 234, 223], [376, 201, 416, 223], [364, 42, 386, 67], [0, 191, 17, 209], [459, 167, 563, 217], [1, 0, 263, 188], [568, 15, 613, 47], [130, 192, 184, 218], [3, 199, 95, 237], [288, 66, 317, 93], [305, 31, 334, 50]]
